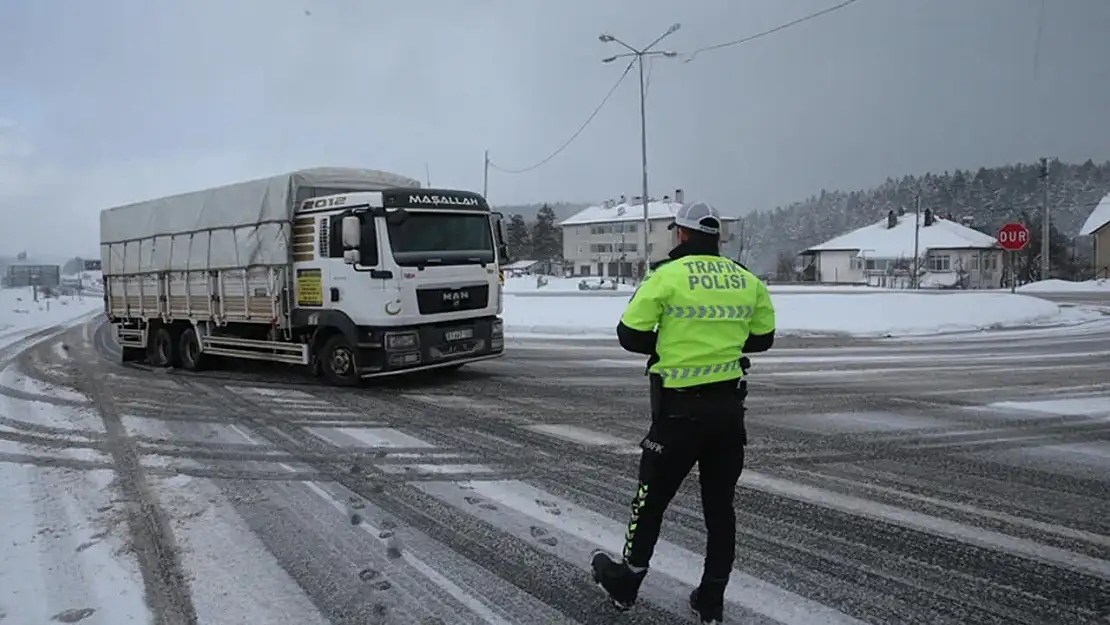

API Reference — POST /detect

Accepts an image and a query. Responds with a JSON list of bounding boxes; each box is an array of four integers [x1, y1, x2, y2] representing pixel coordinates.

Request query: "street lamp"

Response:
[[599, 23, 681, 277]]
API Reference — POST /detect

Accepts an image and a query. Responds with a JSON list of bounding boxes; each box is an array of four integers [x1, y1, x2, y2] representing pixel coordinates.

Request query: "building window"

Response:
[[615, 242, 638, 253], [589, 243, 614, 254], [927, 255, 950, 271], [589, 223, 640, 235]]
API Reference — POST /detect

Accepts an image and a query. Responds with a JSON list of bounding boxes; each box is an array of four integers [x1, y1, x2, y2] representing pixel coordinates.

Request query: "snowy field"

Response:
[[501, 288, 1094, 338], [0, 287, 103, 348]]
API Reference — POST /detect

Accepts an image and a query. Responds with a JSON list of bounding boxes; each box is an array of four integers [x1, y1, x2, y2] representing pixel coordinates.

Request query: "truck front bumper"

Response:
[[355, 316, 504, 377]]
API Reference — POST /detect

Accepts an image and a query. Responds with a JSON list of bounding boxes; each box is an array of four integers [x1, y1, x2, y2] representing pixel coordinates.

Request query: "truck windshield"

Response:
[[387, 211, 495, 266]]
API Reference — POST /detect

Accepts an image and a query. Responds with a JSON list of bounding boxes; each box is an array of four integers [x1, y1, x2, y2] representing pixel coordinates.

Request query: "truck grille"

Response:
[[416, 285, 489, 315]]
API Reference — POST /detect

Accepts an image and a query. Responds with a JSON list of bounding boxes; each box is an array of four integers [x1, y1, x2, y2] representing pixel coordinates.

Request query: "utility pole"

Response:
[[912, 191, 921, 289], [1039, 157, 1050, 281], [482, 150, 490, 198], [600, 24, 681, 276]]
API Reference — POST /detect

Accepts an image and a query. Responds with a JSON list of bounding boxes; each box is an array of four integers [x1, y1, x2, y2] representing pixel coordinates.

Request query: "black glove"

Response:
[[740, 356, 751, 374], [645, 352, 660, 375]]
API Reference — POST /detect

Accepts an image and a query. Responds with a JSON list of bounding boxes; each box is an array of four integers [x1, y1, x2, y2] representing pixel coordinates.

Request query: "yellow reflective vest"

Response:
[[620, 255, 775, 389]]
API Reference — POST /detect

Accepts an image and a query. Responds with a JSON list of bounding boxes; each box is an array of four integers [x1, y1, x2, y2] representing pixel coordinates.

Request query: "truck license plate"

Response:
[[444, 328, 474, 342]]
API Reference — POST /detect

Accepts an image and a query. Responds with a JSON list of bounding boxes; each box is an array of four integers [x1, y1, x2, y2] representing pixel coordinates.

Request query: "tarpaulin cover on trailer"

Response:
[[98, 167, 420, 274]]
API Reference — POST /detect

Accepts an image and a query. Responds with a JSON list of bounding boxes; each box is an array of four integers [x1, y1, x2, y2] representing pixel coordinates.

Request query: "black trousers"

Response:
[[621, 376, 747, 583]]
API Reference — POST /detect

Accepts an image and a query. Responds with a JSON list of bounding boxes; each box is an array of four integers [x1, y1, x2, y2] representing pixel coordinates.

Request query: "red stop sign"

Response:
[[997, 222, 1030, 252]]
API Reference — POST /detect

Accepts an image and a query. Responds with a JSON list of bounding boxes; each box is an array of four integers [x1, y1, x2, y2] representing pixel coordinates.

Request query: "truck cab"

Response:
[[295, 188, 509, 383]]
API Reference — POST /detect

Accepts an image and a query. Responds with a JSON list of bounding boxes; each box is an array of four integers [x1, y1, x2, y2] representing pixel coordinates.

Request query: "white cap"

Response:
[[668, 201, 721, 235]]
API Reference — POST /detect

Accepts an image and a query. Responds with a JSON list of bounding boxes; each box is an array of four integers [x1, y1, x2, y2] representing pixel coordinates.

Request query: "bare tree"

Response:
[[774, 251, 797, 282]]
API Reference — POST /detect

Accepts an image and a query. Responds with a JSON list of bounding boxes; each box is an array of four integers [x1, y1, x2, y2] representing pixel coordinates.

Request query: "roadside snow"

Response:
[[1016, 279, 1110, 293], [0, 462, 151, 625], [502, 292, 1069, 338], [504, 276, 634, 293], [0, 298, 150, 624], [0, 287, 102, 348], [505, 275, 901, 295], [0, 369, 148, 624]]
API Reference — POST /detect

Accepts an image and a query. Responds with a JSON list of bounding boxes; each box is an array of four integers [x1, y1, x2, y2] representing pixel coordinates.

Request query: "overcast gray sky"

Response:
[[2, 0, 1109, 256]]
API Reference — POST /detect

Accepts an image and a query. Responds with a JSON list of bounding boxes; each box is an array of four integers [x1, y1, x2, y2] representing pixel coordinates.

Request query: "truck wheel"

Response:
[[147, 326, 175, 367], [178, 327, 205, 371], [320, 335, 359, 386]]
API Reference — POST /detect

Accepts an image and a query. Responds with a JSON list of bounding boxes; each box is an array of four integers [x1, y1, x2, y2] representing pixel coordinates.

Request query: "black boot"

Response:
[[689, 580, 726, 624], [590, 550, 647, 611]]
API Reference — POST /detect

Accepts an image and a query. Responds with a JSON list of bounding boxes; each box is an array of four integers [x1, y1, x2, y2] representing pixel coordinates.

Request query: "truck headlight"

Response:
[[385, 331, 419, 350]]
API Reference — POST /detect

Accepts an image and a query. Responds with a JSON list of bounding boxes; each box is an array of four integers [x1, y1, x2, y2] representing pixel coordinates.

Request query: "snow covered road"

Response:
[[0, 303, 1107, 624]]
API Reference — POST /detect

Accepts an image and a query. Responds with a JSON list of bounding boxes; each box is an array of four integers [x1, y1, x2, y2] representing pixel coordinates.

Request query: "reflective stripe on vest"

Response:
[[665, 305, 753, 320], [657, 358, 743, 382]]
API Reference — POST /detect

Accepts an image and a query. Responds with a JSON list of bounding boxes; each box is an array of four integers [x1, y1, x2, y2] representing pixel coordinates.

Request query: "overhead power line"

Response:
[[684, 0, 864, 64], [488, 58, 637, 175]]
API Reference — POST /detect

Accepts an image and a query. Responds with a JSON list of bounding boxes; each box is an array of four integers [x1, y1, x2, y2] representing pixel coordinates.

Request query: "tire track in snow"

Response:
[[67, 339, 200, 625]]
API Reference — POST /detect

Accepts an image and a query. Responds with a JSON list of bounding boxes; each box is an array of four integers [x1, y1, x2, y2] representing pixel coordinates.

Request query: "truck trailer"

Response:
[[100, 167, 509, 385]]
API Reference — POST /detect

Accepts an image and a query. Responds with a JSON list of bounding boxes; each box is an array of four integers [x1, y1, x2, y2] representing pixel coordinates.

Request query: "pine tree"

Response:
[[506, 214, 532, 259], [530, 204, 562, 261]]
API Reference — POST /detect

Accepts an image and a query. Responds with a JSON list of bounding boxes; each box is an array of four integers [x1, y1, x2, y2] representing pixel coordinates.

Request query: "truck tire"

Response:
[[320, 334, 359, 386], [178, 327, 205, 371], [147, 326, 175, 368]]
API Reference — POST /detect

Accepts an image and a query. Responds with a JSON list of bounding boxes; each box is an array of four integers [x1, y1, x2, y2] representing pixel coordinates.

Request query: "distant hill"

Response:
[[740, 159, 1110, 274]]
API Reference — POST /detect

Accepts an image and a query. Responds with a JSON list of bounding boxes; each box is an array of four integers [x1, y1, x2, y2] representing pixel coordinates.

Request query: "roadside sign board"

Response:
[[83, 259, 102, 271], [997, 222, 1031, 252], [2, 264, 61, 288]]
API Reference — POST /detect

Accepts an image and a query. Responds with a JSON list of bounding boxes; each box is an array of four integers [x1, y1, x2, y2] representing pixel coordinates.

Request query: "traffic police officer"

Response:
[[591, 201, 776, 624]]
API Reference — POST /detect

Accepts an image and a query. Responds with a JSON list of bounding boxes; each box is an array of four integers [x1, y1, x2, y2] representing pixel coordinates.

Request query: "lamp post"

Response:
[[600, 23, 681, 277]]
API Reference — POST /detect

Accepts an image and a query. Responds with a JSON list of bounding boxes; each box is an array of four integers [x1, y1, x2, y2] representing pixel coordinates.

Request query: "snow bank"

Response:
[[501, 292, 1066, 338], [0, 287, 102, 345], [1016, 279, 1110, 293], [506, 276, 893, 296], [504, 276, 635, 293]]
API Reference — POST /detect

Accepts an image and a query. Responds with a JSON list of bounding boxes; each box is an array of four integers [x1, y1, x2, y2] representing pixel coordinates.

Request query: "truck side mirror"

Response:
[[493, 212, 510, 263], [341, 215, 361, 249]]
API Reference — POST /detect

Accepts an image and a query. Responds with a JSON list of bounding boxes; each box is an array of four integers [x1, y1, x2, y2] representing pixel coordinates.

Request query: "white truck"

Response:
[[100, 167, 509, 385]]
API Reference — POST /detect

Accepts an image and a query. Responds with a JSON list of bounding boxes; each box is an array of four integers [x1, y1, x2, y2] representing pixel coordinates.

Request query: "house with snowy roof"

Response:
[[1078, 191, 1110, 279], [559, 189, 739, 278], [797, 208, 1003, 289]]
